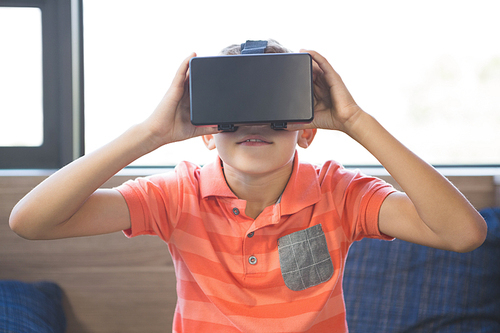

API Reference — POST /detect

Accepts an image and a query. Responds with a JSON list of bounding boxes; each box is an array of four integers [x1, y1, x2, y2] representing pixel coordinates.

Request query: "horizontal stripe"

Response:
[[173, 248, 344, 282], [226, 293, 346, 332], [174, 299, 235, 327], [209, 290, 339, 318], [177, 274, 343, 307], [308, 311, 348, 332], [311, 290, 347, 323], [173, 218, 349, 255], [173, 317, 240, 333], [227, 312, 322, 332], [175, 251, 240, 284], [174, 292, 346, 332]]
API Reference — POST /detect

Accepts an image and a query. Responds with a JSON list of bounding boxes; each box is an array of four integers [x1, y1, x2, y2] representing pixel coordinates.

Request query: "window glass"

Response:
[[0, 7, 43, 147], [84, 0, 500, 166]]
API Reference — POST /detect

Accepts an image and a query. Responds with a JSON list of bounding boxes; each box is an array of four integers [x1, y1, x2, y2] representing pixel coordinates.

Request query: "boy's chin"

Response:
[[222, 156, 295, 177]]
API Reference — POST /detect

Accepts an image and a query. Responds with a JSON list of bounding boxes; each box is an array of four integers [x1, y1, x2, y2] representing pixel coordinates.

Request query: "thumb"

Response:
[[286, 122, 314, 131]]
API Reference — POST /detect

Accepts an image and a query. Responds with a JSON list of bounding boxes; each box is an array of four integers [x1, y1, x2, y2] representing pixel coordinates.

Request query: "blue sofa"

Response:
[[344, 207, 500, 332], [0, 280, 66, 333]]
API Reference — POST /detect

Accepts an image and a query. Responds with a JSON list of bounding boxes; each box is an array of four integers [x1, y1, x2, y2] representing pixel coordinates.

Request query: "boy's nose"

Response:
[[222, 124, 268, 133], [222, 124, 282, 133], [241, 124, 274, 133]]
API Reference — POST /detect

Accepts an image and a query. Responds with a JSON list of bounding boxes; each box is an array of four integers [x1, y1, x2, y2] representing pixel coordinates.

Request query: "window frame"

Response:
[[0, 0, 84, 169]]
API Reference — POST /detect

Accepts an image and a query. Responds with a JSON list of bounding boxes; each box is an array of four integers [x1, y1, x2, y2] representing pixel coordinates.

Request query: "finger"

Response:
[[286, 122, 315, 131], [194, 125, 221, 137], [171, 52, 197, 88], [303, 49, 356, 105], [163, 53, 196, 107], [301, 50, 340, 85], [300, 49, 323, 82]]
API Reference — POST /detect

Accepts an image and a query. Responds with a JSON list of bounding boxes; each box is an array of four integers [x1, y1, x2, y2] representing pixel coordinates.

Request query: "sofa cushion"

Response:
[[343, 207, 500, 332], [0, 280, 66, 333]]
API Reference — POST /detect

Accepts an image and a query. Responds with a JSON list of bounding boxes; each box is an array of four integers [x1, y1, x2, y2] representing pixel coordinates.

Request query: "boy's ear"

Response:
[[297, 129, 317, 149], [202, 134, 217, 150]]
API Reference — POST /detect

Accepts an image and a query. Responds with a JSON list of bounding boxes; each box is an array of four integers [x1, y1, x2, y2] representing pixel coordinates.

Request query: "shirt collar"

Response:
[[280, 152, 322, 215], [200, 156, 237, 199], [200, 152, 322, 215]]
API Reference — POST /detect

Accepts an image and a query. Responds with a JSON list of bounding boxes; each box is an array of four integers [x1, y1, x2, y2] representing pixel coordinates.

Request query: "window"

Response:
[[0, 7, 43, 147], [0, 0, 83, 169], [82, 0, 500, 167]]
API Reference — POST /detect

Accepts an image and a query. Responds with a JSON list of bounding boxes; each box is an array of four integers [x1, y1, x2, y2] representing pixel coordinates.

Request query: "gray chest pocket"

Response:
[[278, 224, 334, 291]]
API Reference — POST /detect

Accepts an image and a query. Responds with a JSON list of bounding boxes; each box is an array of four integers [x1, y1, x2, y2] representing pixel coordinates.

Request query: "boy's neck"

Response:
[[222, 161, 293, 219]]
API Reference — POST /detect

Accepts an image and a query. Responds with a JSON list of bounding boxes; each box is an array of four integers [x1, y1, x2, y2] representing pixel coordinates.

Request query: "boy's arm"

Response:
[[9, 53, 218, 240], [349, 112, 486, 252], [293, 50, 487, 252]]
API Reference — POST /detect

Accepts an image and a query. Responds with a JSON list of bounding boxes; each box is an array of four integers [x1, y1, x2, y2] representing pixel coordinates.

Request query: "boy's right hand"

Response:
[[143, 53, 220, 151]]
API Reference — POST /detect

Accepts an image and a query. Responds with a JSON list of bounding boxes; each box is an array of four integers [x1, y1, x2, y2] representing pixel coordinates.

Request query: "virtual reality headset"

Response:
[[189, 48, 314, 131]]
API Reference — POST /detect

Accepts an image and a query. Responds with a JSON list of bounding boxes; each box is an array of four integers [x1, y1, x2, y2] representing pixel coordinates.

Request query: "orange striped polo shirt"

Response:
[[116, 154, 395, 332]]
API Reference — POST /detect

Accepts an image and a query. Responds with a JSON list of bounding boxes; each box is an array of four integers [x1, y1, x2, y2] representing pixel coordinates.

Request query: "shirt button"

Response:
[[247, 231, 254, 238], [232, 207, 240, 215], [248, 256, 257, 265]]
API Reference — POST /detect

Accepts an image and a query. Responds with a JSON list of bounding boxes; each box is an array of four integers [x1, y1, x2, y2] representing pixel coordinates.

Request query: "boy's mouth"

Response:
[[240, 139, 267, 143], [236, 136, 273, 145]]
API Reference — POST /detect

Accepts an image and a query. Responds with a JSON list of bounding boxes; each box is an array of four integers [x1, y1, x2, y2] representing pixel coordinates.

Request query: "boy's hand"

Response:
[[144, 53, 219, 150], [289, 50, 364, 135]]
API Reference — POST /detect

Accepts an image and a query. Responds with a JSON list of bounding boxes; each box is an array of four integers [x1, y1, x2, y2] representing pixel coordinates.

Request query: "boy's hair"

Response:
[[220, 39, 292, 55]]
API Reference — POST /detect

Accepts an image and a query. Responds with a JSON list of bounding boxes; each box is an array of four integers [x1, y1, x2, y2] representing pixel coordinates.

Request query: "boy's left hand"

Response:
[[288, 50, 364, 135]]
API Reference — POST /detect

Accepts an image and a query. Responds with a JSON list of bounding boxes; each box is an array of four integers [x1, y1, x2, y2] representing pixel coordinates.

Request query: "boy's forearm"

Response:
[[345, 111, 486, 249], [9, 122, 161, 239]]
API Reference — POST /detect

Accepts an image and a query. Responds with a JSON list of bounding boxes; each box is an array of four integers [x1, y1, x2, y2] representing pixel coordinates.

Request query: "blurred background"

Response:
[[2, 0, 500, 167]]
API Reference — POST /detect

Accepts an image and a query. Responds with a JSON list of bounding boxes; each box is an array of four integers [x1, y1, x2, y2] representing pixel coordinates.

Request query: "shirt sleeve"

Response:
[[114, 162, 199, 242], [326, 162, 397, 242], [354, 181, 396, 241]]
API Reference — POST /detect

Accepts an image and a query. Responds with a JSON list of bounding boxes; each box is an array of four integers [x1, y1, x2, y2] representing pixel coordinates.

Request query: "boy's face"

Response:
[[203, 125, 315, 176]]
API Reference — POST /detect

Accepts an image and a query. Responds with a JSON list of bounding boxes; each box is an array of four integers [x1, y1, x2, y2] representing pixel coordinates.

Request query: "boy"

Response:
[[9, 40, 487, 332]]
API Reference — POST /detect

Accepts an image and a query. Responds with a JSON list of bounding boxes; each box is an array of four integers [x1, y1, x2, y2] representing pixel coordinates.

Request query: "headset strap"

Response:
[[240, 40, 268, 54]]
